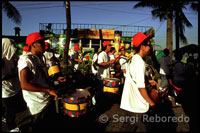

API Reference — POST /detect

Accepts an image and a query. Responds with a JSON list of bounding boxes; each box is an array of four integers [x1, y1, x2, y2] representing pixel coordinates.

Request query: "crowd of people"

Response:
[[2, 31, 198, 132]]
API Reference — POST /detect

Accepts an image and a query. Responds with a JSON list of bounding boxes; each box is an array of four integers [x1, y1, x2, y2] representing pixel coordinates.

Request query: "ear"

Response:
[[32, 43, 36, 48]]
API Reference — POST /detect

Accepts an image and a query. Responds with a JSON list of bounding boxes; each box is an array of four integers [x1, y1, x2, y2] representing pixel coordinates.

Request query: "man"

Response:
[[109, 47, 116, 78], [71, 44, 83, 71], [97, 41, 115, 85], [18, 32, 58, 131], [119, 46, 128, 78], [2, 38, 27, 132], [159, 48, 171, 91], [92, 41, 115, 105], [120, 32, 156, 132]]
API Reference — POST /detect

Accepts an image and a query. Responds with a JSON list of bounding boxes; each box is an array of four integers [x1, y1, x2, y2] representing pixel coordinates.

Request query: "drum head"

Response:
[[104, 78, 120, 82], [71, 89, 91, 98]]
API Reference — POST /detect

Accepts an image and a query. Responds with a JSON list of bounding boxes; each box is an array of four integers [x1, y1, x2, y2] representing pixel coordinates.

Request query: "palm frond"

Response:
[[2, 0, 22, 25]]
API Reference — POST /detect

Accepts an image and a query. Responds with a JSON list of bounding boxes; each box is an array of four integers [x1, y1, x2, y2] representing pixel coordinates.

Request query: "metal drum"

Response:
[[103, 78, 120, 94], [47, 61, 61, 77], [63, 89, 91, 117]]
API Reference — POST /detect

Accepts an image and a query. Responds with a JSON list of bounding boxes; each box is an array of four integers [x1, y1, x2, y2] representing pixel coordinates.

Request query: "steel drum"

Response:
[[47, 61, 61, 77], [103, 78, 120, 94], [63, 89, 91, 117]]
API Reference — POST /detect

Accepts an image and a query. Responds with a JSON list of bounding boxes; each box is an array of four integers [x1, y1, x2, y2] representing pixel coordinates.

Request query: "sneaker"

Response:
[[9, 127, 21, 132], [2, 117, 6, 123], [92, 96, 96, 106], [175, 102, 182, 107]]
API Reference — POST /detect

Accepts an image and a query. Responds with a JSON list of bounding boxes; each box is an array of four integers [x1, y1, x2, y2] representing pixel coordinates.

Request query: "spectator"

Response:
[[2, 38, 27, 132], [159, 48, 171, 91]]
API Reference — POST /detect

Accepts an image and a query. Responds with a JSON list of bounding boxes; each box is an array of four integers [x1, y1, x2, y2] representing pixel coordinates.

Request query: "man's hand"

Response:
[[149, 80, 157, 86], [57, 76, 66, 82], [109, 59, 116, 64], [47, 89, 58, 99]]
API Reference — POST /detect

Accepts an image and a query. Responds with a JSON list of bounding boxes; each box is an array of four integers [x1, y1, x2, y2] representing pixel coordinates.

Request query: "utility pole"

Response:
[[63, 0, 71, 66]]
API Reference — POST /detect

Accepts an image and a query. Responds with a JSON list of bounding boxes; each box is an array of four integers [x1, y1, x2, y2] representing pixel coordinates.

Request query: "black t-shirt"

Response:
[[71, 52, 79, 68]]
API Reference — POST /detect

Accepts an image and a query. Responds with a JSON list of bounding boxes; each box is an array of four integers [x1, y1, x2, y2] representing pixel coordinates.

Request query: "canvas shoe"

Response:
[[2, 117, 6, 123], [9, 127, 21, 132]]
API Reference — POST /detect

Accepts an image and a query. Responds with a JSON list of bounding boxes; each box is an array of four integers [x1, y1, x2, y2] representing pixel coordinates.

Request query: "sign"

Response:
[[77, 29, 114, 39]]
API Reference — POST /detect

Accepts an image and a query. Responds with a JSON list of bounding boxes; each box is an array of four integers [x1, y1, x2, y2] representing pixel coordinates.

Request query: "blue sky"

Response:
[[2, 1, 198, 50]]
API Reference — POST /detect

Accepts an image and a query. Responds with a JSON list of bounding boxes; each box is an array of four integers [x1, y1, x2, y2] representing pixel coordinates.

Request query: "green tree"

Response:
[[134, 1, 193, 57], [2, 0, 22, 25]]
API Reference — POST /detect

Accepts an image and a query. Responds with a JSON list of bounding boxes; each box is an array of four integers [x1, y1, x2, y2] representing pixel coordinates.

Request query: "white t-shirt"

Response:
[[91, 53, 98, 75], [120, 54, 149, 113], [43, 51, 60, 66], [18, 53, 51, 115], [109, 53, 115, 75], [159, 55, 170, 75], [97, 51, 110, 80], [119, 55, 128, 77]]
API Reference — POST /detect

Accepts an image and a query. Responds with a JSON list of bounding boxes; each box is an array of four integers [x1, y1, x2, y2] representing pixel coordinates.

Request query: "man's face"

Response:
[[32, 40, 45, 54], [106, 45, 112, 52], [120, 49, 125, 55], [142, 41, 151, 56]]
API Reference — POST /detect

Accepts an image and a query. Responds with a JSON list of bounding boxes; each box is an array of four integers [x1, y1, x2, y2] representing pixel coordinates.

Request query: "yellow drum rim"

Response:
[[103, 86, 119, 94], [48, 65, 60, 76], [64, 102, 87, 111]]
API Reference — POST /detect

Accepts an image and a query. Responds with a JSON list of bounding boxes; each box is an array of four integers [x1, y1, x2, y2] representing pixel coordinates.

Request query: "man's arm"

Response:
[[138, 88, 155, 107], [20, 68, 57, 98], [98, 59, 115, 66]]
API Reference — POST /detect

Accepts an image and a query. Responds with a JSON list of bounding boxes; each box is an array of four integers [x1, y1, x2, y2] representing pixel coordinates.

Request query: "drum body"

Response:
[[63, 89, 91, 117], [103, 78, 120, 94], [47, 61, 61, 77]]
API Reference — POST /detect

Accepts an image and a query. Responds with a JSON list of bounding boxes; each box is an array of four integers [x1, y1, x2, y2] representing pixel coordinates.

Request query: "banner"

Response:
[[77, 29, 114, 39]]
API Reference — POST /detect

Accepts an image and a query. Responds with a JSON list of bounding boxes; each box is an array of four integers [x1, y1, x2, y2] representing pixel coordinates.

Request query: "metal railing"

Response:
[[39, 23, 152, 37]]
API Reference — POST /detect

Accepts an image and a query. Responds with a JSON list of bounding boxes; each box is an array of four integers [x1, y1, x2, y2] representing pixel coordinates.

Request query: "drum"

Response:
[[103, 78, 120, 94], [63, 89, 91, 117], [47, 61, 61, 77]]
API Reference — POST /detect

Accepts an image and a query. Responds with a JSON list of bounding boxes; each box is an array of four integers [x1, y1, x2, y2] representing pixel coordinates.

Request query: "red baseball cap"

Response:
[[119, 46, 125, 51], [103, 41, 112, 47], [74, 44, 80, 51], [132, 32, 152, 47], [24, 32, 47, 52]]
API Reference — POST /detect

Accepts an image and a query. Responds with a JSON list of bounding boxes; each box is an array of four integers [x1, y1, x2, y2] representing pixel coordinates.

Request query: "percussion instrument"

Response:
[[63, 89, 91, 117], [103, 78, 120, 94], [47, 61, 61, 77]]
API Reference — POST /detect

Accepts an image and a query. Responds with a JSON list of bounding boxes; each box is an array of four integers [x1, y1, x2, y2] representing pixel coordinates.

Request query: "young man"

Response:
[[120, 32, 157, 132], [2, 38, 27, 132], [92, 41, 115, 105], [109, 47, 116, 78], [97, 41, 116, 85], [119, 46, 128, 77], [71, 44, 83, 71], [18, 32, 58, 131]]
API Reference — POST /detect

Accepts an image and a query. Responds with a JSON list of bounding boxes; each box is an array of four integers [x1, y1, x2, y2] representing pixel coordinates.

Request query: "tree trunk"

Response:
[[63, 0, 71, 66], [166, 13, 173, 61], [175, 11, 179, 50]]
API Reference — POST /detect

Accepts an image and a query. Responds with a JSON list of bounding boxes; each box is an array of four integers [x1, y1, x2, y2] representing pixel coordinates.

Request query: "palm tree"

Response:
[[2, 0, 22, 25], [134, 1, 193, 57]]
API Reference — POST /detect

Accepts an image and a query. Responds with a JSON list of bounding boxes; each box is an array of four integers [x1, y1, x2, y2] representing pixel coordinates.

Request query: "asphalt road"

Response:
[[2, 94, 190, 132]]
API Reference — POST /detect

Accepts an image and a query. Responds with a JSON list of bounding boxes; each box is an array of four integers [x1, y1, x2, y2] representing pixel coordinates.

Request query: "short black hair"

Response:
[[163, 48, 169, 56], [111, 47, 115, 52]]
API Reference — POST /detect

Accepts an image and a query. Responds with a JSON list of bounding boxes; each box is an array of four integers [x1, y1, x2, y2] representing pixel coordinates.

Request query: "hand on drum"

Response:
[[149, 80, 157, 86], [57, 76, 66, 82]]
